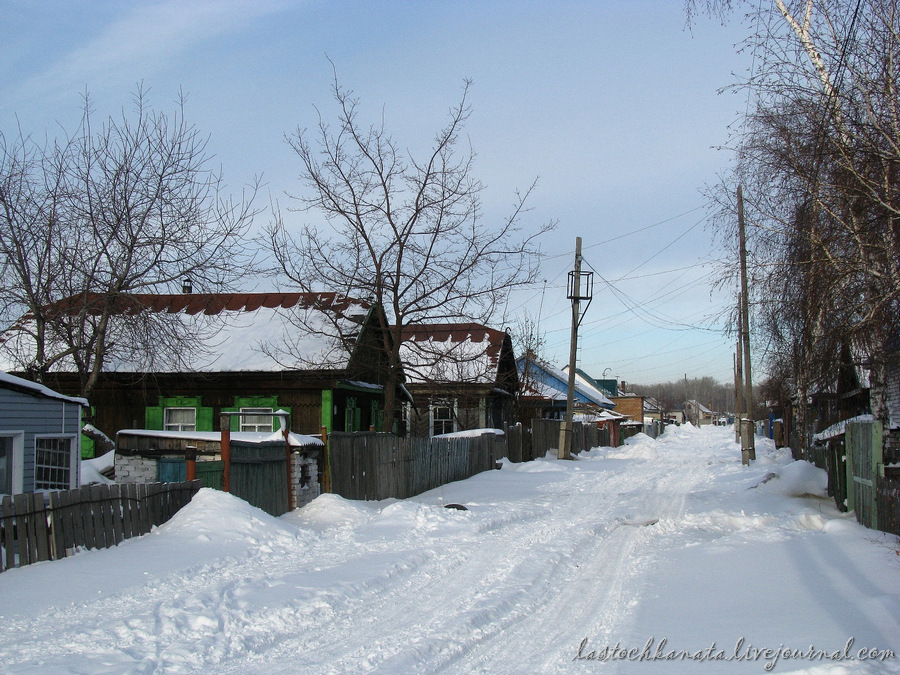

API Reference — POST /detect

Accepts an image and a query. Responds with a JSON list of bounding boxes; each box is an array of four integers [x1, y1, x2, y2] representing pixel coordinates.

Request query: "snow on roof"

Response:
[[0, 292, 371, 374], [399, 324, 506, 385], [0, 371, 88, 406], [519, 356, 614, 408], [117, 428, 325, 447], [686, 399, 715, 414]]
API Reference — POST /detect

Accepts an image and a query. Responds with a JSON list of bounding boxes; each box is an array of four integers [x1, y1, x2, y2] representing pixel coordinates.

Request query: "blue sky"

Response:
[[1, 1, 753, 386]]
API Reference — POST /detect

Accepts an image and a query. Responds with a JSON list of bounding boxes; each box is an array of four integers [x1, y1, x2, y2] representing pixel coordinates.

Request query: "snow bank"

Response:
[[0, 425, 897, 674], [756, 459, 829, 498], [79, 450, 115, 486]]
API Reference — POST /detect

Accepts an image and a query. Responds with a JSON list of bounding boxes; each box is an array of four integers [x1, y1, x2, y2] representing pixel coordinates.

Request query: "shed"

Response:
[[116, 428, 324, 515], [0, 372, 88, 495]]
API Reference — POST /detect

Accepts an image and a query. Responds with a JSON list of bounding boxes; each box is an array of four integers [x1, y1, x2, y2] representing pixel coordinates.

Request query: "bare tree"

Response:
[[268, 77, 553, 430], [0, 88, 260, 398], [700, 1, 900, 445]]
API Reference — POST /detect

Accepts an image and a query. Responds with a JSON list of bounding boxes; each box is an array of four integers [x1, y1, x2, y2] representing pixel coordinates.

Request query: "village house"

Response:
[[0, 371, 88, 495], [398, 323, 519, 436], [516, 352, 615, 423], [0, 292, 395, 490]]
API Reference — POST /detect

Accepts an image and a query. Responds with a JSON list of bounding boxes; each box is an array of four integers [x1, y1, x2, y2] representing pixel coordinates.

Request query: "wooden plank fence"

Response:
[[328, 421, 614, 502], [530, 419, 604, 456], [877, 474, 900, 536], [847, 420, 883, 530], [329, 432, 502, 501], [0, 480, 200, 573]]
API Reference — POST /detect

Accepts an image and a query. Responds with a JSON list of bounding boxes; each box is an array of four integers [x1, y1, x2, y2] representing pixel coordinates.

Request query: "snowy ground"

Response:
[[1, 424, 898, 674]]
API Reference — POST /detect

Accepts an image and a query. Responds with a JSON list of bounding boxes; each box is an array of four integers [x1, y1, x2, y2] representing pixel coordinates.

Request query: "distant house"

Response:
[[517, 352, 615, 422], [610, 394, 644, 425], [0, 372, 88, 495], [399, 323, 519, 436], [0, 293, 394, 465], [566, 368, 617, 399], [684, 400, 717, 426]]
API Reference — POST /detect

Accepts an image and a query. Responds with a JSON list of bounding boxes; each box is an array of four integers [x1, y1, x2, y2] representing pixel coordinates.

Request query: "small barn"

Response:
[[1, 372, 88, 495], [116, 425, 324, 515]]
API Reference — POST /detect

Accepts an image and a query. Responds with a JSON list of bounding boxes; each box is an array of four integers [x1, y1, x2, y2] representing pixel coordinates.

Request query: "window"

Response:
[[431, 399, 456, 436], [240, 407, 273, 432], [34, 436, 75, 491], [164, 407, 196, 431], [0, 436, 13, 494], [0, 434, 23, 495], [400, 402, 412, 437], [345, 397, 361, 432]]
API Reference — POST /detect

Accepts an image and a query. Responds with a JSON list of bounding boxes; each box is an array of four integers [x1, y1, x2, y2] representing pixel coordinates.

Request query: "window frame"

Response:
[[239, 407, 274, 433], [33, 433, 78, 491], [0, 432, 24, 495], [164, 407, 197, 432], [430, 399, 456, 437]]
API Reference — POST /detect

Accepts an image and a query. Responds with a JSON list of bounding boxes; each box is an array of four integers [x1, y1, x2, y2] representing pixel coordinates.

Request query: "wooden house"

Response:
[[0, 371, 88, 495], [0, 292, 394, 461], [399, 324, 519, 436], [683, 399, 717, 426], [516, 352, 615, 424]]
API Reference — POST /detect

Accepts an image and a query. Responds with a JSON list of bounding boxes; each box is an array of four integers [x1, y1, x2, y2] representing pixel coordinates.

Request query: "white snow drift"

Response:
[[0, 424, 898, 674]]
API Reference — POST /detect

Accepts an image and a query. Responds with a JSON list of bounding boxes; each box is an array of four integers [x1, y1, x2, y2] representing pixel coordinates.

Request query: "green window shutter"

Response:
[[196, 406, 214, 431], [371, 400, 384, 432], [221, 403, 239, 430], [81, 405, 96, 458], [345, 397, 358, 432], [145, 402, 164, 430], [321, 389, 333, 433]]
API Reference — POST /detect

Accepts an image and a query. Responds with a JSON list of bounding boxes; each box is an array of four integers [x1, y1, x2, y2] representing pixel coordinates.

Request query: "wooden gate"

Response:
[[231, 446, 288, 517], [846, 420, 883, 529]]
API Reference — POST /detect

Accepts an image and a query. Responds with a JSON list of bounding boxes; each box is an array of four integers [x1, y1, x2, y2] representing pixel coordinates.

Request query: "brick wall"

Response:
[[115, 455, 157, 484], [292, 452, 320, 509]]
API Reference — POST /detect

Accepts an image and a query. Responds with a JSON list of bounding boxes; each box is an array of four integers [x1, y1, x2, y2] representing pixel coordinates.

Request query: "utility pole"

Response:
[[559, 237, 592, 459], [736, 295, 747, 462], [738, 185, 755, 461]]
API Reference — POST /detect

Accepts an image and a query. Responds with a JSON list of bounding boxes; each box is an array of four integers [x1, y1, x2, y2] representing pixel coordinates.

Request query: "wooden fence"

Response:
[[0, 481, 200, 573], [329, 420, 615, 501], [877, 474, 900, 536], [530, 419, 605, 456], [329, 432, 502, 501]]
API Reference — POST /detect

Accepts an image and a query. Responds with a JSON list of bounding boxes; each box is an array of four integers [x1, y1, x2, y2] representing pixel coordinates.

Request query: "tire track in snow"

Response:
[[222, 449, 709, 674]]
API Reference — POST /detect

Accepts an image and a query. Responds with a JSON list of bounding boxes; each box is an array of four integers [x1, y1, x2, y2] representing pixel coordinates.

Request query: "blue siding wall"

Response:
[[0, 388, 82, 493]]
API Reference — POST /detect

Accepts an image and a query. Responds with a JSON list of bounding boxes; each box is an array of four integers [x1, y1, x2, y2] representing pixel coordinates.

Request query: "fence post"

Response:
[[321, 426, 331, 493], [220, 414, 232, 493], [185, 445, 197, 481]]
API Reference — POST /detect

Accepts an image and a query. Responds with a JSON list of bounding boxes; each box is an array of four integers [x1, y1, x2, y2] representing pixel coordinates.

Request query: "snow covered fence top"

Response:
[[812, 414, 876, 443], [117, 428, 324, 450]]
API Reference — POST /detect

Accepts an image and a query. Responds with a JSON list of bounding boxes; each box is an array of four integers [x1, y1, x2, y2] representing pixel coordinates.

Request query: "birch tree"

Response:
[[698, 1, 900, 441]]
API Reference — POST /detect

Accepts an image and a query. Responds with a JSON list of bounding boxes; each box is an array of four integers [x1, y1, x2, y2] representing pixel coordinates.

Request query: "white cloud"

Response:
[[11, 0, 292, 106]]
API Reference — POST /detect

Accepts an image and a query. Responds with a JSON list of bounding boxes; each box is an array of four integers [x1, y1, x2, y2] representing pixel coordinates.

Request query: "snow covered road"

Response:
[[0, 424, 898, 674]]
